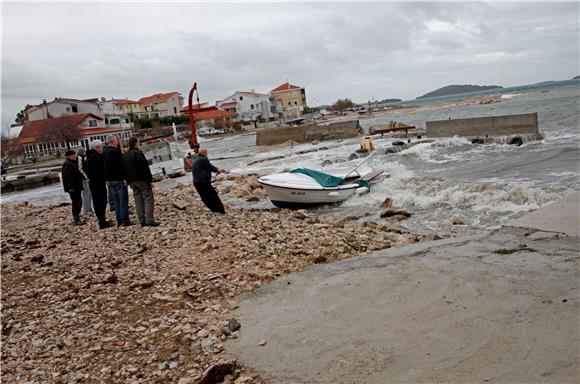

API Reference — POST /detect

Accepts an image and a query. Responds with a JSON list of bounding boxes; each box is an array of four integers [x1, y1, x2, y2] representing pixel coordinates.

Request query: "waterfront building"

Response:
[[216, 91, 282, 122], [270, 82, 307, 119], [135, 92, 184, 118], [181, 104, 237, 129], [13, 113, 131, 160]]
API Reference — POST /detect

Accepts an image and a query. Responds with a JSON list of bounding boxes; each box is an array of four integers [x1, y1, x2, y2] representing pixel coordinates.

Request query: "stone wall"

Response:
[[256, 120, 362, 146], [426, 113, 539, 138]]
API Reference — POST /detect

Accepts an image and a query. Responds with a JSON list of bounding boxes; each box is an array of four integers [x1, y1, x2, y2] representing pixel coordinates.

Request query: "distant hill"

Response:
[[377, 98, 402, 104], [573, 75, 580, 80], [417, 84, 503, 99]]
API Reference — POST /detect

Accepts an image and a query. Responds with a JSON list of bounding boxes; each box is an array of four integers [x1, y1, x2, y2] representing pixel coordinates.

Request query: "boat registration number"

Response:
[[290, 191, 306, 196]]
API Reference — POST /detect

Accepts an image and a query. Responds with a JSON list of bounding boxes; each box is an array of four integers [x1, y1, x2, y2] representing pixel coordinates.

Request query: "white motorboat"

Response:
[[258, 154, 383, 208]]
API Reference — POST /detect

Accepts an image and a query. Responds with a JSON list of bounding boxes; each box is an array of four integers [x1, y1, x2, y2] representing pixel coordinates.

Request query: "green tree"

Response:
[[15, 104, 32, 123]]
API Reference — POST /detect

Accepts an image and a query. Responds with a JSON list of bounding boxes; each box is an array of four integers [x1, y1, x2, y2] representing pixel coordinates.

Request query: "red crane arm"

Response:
[[187, 82, 200, 152]]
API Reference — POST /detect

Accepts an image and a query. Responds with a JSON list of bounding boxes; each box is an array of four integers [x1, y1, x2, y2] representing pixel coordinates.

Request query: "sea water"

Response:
[[2, 82, 578, 235], [229, 81, 579, 235]]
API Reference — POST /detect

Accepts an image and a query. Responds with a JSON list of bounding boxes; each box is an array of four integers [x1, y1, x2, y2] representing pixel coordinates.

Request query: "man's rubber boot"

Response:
[[73, 215, 86, 225]]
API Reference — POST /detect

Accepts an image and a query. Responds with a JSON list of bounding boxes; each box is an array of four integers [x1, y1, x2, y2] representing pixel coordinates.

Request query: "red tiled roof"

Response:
[[79, 127, 125, 136], [182, 106, 236, 121], [14, 114, 103, 144], [83, 98, 99, 103], [181, 103, 209, 112], [113, 99, 139, 105], [138, 92, 180, 105], [271, 82, 302, 92]]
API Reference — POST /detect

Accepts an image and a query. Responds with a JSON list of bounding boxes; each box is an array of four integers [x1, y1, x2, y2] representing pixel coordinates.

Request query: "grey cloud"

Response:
[[2, 2, 579, 131]]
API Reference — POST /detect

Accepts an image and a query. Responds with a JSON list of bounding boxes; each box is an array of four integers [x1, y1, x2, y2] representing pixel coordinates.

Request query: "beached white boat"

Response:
[[258, 155, 383, 208]]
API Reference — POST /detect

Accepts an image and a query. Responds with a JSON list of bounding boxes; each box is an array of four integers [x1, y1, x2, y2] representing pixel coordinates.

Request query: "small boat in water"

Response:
[[259, 154, 383, 209]]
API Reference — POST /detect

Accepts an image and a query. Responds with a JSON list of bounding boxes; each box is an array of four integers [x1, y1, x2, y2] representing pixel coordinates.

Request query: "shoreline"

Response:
[[0, 184, 429, 383]]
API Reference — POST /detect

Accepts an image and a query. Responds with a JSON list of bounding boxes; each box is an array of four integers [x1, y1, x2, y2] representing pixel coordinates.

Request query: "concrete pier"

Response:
[[256, 120, 362, 146], [426, 112, 542, 140], [508, 191, 579, 237]]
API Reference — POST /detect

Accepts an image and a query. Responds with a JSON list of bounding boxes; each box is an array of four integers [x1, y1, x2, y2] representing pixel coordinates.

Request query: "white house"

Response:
[[25, 98, 104, 121], [98, 98, 134, 129], [216, 91, 282, 122]]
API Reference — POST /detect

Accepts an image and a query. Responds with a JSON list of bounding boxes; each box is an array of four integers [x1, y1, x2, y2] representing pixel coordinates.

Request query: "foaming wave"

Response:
[[501, 93, 524, 99], [347, 169, 574, 225], [398, 137, 473, 164]]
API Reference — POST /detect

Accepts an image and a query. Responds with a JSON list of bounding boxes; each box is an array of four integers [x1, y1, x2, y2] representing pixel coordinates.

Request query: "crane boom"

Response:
[[187, 82, 201, 153]]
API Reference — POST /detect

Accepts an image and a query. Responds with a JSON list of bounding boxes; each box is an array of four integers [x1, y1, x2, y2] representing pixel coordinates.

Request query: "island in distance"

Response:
[[417, 84, 503, 99]]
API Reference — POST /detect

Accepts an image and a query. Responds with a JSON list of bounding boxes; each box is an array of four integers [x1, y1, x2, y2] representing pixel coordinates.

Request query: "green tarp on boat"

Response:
[[290, 168, 344, 187]]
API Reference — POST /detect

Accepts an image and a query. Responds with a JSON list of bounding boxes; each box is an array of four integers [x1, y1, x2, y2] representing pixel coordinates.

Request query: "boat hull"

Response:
[[260, 182, 358, 208]]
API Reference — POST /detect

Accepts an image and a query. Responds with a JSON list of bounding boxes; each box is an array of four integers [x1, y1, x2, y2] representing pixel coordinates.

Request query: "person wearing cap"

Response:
[[123, 137, 160, 227], [86, 139, 112, 229], [191, 148, 226, 214], [61, 150, 85, 225], [76, 147, 93, 217]]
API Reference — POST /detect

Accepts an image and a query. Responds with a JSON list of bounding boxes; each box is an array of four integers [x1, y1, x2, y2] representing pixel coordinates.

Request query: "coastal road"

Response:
[[226, 195, 580, 383]]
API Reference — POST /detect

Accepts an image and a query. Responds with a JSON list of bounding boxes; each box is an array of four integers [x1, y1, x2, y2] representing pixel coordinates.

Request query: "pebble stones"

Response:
[[0, 181, 422, 384]]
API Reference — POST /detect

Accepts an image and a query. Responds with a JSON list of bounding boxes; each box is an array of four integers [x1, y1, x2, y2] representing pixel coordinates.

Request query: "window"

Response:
[[110, 118, 120, 125], [288, 101, 292, 106], [173, 107, 177, 114], [66, 107, 70, 113], [89, 120, 97, 127], [105, 118, 109, 124], [294, 101, 298, 106], [71, 105, 78, 113], [239, 96, 244, 101], [250, 104, 254, 110], [125, 118, 129, 123]]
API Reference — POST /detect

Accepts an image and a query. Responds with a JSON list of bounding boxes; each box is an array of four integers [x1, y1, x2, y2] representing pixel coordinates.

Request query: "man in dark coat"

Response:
[[103, 135, 131, 226], [85, 139, 111, 229], [192, 148, 226, 214], [61, 150, 85, 225], [123, 137, 159, 227]]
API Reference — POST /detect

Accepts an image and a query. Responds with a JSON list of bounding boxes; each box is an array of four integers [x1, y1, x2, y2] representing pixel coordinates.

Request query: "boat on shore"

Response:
[[258, 154, 383, 209]]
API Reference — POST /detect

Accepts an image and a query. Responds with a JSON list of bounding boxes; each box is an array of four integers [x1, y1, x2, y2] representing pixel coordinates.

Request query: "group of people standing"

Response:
[[61, 136, 226, 228], [61, 135, 159, 229]]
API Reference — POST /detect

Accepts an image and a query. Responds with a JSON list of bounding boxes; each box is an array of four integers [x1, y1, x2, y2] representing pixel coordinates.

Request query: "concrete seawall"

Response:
[[256, 120, 362, 146], [426, 112, 541, 139]]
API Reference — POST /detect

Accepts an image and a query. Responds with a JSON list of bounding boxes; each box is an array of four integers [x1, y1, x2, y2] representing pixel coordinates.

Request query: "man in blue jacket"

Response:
[[103, 135, 131, 226], [192, 148, 226, 214]]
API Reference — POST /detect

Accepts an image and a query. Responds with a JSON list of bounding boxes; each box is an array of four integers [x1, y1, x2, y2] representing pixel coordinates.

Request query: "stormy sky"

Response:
[[2, 1, 579, 132]]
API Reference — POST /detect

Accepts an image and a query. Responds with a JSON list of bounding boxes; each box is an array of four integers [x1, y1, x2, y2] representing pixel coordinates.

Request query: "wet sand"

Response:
[[227, 196, 580, 383]]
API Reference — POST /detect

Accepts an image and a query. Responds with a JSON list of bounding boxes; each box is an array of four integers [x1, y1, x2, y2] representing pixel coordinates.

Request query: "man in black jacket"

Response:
[[85, 139, 111, 229], [61, 150, 85, 225], [123, 137, 159, 227], [103, 135, 131, 226], [192, 148, 226, 214]]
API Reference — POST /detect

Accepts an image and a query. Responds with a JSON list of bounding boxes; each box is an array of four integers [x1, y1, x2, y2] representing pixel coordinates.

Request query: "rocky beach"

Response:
[[1, 83, 578, 383], [0, 176, 426, 383]]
